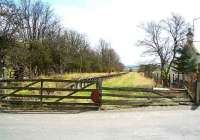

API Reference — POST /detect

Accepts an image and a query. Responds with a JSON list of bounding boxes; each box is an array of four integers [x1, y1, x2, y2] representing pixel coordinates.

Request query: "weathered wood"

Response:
[[172, 99, 192, 102], [0, 81, 39, 99], [0, 79, 77, 83], [0, 73, 132, 109], [1, 100, 97, 106], [102, 99, 151, 105], [64, 83, 76, 88], [0, 86, 95, 92], [40, 80, 43, 105], [102, 87, 153, 92], [184, 85, 195, 101], [95, 79, 102, 106], [103, 94, 185, 98], [196, 81, 200, 105], [0, 94, 91, 99], [196, 72, 200, 105], [55, 83, 94, 102]]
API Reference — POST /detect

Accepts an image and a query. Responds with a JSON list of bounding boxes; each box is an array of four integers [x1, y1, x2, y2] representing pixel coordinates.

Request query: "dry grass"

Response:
[[40, 72, 114, 80], [103, 72, 155, 88]]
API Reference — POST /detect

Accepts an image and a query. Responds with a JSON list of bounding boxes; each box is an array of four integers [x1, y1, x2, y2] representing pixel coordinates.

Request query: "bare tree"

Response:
[[60, 30, 90, 72], [0, 0, 21, 39], [162, 14, 187, 78], [0, 0, 21, 69], [97, 39, 120, 72], [138, 14, 187, 86], [19, 0, 60, 41], [138, 22, 170, 86]]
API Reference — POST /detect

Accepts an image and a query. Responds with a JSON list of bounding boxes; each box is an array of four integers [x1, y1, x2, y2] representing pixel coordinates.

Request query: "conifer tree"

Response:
[[173, 45, 198, 73]]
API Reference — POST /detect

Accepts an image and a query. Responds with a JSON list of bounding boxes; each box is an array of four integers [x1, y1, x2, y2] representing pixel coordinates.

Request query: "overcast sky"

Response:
[[44, 0, 200, 65]]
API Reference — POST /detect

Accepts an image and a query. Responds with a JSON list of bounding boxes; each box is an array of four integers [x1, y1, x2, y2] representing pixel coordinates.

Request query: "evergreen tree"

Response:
[[173, 45, 198, 73]]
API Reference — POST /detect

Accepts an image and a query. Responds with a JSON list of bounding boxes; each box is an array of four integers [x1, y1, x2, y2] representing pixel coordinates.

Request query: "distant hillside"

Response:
[[125, 65, 139, 70]]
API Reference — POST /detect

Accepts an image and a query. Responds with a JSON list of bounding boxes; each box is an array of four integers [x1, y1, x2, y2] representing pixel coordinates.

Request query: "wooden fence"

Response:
[[0, 72, 127, 110], [101, 87, 190, 107], [149, 72, 200, 105], [0, 71, 194, 110]]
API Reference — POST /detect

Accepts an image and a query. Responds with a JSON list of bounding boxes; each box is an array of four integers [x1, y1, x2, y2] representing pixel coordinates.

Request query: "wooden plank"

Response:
[[172, 99, 192, 102], [0, 79, 86, 83], [153, 90, 187, 94], [0, 81, 39, 99], [102, 99, 189, 106], [0, 79, 65, 82], [103, 94, 185, 98], [102, 87, 153, 92], [152, 90, 187, 99], [55, 83, 94, 102], [0, 94, 91, 99], [64, 82, 76, 88], [184, 85, 195, 101], [1, 100, 97, 106], [102, 99, 151, 105], [0, 86, 95, 92], [0, 94, 187, 100]]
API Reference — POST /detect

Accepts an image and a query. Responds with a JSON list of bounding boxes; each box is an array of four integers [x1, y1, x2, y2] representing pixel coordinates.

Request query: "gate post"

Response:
[[96, 78, 102, 106], [40, 80, 44, 106], [196, 63, 200, 105], [0, 67, 7, 95]]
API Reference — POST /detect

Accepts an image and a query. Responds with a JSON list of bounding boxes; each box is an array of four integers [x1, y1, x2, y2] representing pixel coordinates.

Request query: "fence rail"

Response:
[[0, 71, 192, 109], [0, 72, 128, 109], [101, 86, 190, 107]]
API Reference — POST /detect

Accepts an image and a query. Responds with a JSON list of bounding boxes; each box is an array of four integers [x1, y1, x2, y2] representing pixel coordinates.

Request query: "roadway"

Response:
[[0, 106, 200, 140]]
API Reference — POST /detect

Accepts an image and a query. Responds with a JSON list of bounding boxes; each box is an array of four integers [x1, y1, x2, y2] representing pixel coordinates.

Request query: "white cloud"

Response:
[[51, 0, 200, 65]]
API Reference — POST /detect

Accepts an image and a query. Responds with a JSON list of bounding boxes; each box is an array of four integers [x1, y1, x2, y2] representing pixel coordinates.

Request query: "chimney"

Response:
[[186, 28, 193, 44]]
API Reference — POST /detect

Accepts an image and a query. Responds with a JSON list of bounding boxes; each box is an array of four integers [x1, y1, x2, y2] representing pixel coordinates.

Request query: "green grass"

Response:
[[99, 72, 159, 109], [102, 72, 156, 97], [103, 72, 155, 87]]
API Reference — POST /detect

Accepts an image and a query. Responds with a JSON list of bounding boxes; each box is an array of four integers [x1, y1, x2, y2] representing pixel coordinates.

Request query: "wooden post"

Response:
[[40, 80, 43, 106], [182, 73, 185, 88], [169, 74, 171, 88], [178, 72, 180, 88], [80, 82, 82, 88], [0, 82, 3, 95], [196, 63, 200, 105], [75, 82, 78, 89], [156, 73, 158, 86], [96, 79, 102, 106], [1, 67, 7, 95]]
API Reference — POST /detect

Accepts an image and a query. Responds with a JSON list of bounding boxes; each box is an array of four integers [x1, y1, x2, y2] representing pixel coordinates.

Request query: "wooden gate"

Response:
[[0, 72, 193, 110], [0, 78, 102, 110], [0, 72, 127, 110], [101, 87, 192, 108]]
